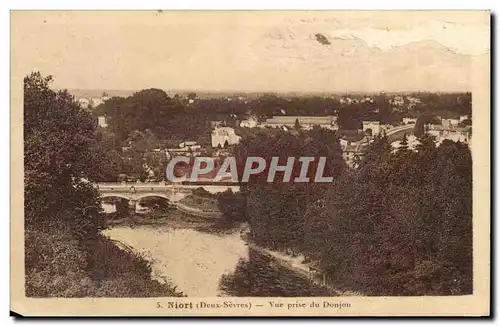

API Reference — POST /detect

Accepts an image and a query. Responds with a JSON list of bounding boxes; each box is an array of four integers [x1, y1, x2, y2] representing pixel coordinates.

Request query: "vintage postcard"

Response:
[[10, 10, 490, 316]]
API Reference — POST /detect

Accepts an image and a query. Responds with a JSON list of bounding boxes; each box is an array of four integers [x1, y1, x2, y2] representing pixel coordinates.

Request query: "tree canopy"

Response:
[[24, 72, 108, 237]]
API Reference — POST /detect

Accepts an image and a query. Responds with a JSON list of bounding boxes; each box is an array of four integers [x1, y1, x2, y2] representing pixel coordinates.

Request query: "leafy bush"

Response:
[[217, 189, 247, 223], [25, 229, 184, 297]]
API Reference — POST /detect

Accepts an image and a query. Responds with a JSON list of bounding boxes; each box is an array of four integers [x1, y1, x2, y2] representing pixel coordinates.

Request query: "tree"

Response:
[[294, 118, 301, 131], [399, 133, 409, 151], [233, 128, 345, 253], [414, 114, 441, 137], [94, 128, 122, 181], [24, 72, 106, 238], [300, 132, 472, 295]]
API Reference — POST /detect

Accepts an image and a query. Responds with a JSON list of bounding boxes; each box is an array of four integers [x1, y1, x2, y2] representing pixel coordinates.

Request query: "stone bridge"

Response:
[[97, 183, 191, 206], [96, 182, 240, 211]]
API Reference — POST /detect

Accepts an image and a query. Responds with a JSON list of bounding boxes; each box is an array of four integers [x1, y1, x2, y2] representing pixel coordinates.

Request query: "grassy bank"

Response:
[[219, 248, 334, 297], [25, 228, 185, 297]]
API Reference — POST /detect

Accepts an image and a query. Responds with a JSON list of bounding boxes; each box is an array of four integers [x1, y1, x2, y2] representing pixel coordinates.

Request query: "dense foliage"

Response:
[[24, 72, 183, 297], [24, 72, 107, 237], [233, 127, 346, 253], [238, 129, 472, 295]]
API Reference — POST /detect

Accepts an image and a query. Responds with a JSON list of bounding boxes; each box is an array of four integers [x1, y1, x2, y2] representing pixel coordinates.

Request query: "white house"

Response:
[[78, 98, 90, 108], [391, 135, 420, 152], [441, 118, 460, 128], [426, 125, 471, 146], [362, 121, 381, 136], [239, 117, 258, 128], [391, 96, 404, 106], [341, 140, 369, 168], [98, 116, 108, 128], [179, 141, 198, 148], [403, 117, 417, 125], [211, 127, 241, 148]]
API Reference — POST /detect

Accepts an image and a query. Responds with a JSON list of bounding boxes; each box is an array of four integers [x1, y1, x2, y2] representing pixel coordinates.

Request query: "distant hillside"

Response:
[[64, 89, 137, 99]]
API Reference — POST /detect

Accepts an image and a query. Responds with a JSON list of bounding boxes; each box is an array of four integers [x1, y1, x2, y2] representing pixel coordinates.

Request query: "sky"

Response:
[[11, 11, 490, 92]]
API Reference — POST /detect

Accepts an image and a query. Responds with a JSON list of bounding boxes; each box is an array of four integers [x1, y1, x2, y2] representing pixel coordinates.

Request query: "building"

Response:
[[362, 121, 380, 136], [210, 120, 224, 128], [391, 96, 404, 106], [407, 96, 421, 104], [341, 140, 369, 168], [91, 98, 104, 107], [77, 98, 90, 108], [441, 118, 460, 129], [426, 125, 471, 146], [460, 115, 470, 122], [264, 116, 338, 130], [211, 127, 241, 148], [98, 116, 108, 128], [362, 121, 393, 136], [179, 141, 198, 148], [391, 135, 420, 152], [165, 148, 202, 158], [239, 117, 258, 128], [403, 117, 417, 125], [143, 163, 155, 181]]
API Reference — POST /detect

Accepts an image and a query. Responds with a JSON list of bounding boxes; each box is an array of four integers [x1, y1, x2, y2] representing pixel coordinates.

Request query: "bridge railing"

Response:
[[96, 182, 171, 188]]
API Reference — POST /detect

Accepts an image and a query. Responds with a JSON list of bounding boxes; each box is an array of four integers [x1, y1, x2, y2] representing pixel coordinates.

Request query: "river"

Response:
[[102, 211, 334, 297], [103, 225, 248, 297]]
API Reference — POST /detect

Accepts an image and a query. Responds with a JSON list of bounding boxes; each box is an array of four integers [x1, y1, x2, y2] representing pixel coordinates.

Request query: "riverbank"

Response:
[[25, 228, 185, 297], [219, 247, 334, 297], [246, 242, 362, 296]]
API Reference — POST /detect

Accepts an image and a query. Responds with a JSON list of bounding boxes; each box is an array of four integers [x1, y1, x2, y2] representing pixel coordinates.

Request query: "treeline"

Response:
[[96, 128, 169, 182], [93, 90, 472, 148], [24, 73, 183, 297], [237, 130, 472, 295]]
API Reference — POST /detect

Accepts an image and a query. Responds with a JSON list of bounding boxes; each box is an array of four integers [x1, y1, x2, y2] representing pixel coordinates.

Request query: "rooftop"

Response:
[[266, 116, 337, 125]]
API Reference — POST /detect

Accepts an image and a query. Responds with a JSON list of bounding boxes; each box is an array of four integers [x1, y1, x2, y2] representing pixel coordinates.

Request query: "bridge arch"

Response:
[[101, 194, 131, 201], [135, 193, 172, 202]]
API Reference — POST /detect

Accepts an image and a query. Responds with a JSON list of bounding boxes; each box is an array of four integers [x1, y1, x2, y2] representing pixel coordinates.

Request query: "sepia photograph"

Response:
[[10, 10, 490, 316]]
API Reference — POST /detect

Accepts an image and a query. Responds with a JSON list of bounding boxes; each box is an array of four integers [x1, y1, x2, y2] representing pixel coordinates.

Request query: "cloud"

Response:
[[327, 19, 489, 55]]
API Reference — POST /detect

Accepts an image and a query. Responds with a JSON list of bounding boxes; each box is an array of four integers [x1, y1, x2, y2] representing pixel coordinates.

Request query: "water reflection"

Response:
[[103, 226, 248, 297], [102, 203, 117, 213], [104, 219, 333, 297]]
